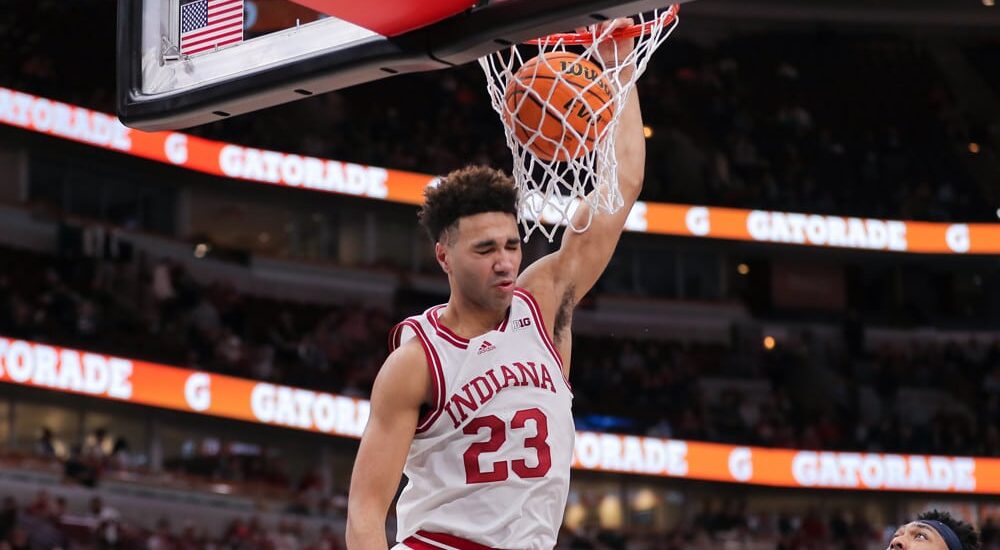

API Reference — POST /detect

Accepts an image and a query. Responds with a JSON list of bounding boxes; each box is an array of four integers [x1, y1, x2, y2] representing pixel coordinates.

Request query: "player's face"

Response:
[[887, 522, 950, 550], [439, 212, 521, 311]]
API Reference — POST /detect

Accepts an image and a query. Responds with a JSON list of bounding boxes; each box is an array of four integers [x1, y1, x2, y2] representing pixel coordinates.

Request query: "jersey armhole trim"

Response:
[[513, 288, 571, 392], [390, 319, 446, 434]]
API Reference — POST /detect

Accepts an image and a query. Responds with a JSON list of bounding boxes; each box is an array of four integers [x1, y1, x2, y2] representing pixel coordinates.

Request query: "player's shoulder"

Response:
[[372, 337, 431, 406], [383, 337, 428, 374]]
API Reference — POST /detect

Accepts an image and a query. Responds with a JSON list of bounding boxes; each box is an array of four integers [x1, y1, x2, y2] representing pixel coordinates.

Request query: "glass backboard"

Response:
[[118, 0, 695, 131]]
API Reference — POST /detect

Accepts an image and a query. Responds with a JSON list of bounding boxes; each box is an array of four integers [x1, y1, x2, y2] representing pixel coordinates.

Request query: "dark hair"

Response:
[[917, 510, 980, 550], [418, 166, 518, 243]]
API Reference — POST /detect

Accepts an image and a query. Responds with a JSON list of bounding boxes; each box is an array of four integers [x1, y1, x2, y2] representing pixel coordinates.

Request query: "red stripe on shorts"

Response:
[[405, 530, 500, 550]]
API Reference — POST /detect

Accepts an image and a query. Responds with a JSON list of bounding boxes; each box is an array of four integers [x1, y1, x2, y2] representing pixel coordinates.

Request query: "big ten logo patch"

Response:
[[513, 317, 532, 331]]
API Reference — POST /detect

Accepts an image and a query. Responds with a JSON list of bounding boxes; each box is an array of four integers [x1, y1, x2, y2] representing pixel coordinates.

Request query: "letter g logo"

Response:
[[184, 373, 211, 412], [945, 224, 970, 253], [685, 207, 710, 236], [728, 447, 753, 482], [165, 133, 188, 165]]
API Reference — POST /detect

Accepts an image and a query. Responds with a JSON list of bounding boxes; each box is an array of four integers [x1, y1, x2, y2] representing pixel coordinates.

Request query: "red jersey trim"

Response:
[[496, 305, 511, 332], [389, 319, 446, 434], [388, 320, 406, 354], [405, 530, 501, 550], [427, 305, 468, 349], [513, 288, 564, 370], [513, 288, 573, 393], [427, 304, 512, 350]]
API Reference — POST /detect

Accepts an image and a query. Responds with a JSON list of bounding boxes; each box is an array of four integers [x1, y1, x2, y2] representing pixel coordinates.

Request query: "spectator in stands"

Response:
[[94, 506, 124, 549], [271, 519, 302, 550], [64, 444, 99, 488], [176, 522, 205, 550], [20, 494, 67, 550], [33, 427, 60, 460], [269, 310, 301, 361], [85, 497, 105, 525], [109, 437, 133, 470], [147, 517, 176, 550], [84, 427, 113, 462], [890, 510, 981, 550], [310, 525, 343, 550]]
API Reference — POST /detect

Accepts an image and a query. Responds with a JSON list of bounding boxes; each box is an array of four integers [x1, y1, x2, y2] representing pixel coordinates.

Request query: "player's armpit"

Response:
[[346, 340, 428, 550]]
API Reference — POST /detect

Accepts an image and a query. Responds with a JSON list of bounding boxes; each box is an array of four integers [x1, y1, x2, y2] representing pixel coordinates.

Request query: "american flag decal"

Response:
[[179, 0, 244, 56]]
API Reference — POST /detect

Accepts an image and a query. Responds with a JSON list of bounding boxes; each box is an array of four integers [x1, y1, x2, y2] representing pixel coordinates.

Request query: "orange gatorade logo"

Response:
[[0, 337, 133, 399], [790, 451, 976, 492], [217, 144, 391, 198], [3, 85, 1000, 255], [0, 88, 132, 151], [249, 383, 368, 436], [746, 211, 909, 251], [573, 432, 689, 477], [2, 335, 1000, 495]]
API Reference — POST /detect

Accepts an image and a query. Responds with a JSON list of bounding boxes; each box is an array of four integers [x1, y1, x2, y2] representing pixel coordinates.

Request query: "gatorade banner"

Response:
[[0, 336, 370, 437], [2, 86, 999, 255], [2, 335, 999, 494]]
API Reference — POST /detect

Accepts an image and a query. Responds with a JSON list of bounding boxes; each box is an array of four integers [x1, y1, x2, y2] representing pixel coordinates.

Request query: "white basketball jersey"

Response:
[[389, 288, 574, 550]]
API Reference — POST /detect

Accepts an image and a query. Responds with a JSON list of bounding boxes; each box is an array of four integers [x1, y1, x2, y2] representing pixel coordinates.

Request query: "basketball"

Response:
[[504, 52, 614, 162]]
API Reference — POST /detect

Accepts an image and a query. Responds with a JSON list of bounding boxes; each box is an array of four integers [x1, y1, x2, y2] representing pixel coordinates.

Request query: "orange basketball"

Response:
[[504, 52, 614, 162]]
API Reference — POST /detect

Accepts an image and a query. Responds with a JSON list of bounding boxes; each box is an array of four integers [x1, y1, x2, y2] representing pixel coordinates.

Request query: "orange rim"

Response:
[[525, 5, 679, 46]]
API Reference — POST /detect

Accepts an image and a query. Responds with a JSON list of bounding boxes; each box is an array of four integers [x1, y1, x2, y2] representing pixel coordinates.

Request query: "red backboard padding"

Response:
[[286, 0, 477, 36]]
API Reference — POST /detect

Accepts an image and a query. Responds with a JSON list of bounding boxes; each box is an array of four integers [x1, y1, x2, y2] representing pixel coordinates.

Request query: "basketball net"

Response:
[[480, 6, 680, 241]]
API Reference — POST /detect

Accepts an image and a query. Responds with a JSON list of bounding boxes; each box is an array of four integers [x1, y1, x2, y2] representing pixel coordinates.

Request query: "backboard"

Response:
[[117, 0, 696, 131]]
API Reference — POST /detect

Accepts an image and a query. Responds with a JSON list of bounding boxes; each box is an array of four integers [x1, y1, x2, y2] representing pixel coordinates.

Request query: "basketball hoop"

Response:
[[480, 5, 680, 241]]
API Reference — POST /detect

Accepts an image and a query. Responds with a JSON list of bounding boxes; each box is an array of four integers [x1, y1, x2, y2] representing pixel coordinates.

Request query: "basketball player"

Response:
[[888, 510, 981, 550], [346, 21, 643, 550]]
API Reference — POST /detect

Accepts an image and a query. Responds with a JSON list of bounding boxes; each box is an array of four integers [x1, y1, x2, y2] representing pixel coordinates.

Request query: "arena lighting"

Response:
[[598, 495, 624, 528], [737, 263, 750, 275], [763, 336, 776, 350], [209, 483, 233, 494], [563, 504, 586, 529], [631, 488, 658, 512]]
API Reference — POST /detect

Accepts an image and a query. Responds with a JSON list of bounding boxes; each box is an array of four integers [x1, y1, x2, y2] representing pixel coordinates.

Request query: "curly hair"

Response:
[[418, 166, 518, 243], [917, 510, 980, 550]]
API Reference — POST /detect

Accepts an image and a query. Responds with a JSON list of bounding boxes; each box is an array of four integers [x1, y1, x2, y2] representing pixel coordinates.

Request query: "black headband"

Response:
[[920, 520, 963, 550]]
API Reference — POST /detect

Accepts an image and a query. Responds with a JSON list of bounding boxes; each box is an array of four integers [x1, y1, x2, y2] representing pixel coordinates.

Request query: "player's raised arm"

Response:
[[346, 341, 428, 550], [518, 21, 645, 316]]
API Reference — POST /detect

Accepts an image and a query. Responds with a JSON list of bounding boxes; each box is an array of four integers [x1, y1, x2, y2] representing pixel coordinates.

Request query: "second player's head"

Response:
[[419, 166, 521, 311], [888, 510, 980, 550]]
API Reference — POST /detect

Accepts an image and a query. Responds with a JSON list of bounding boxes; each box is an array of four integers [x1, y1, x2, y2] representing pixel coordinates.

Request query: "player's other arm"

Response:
[[518, 30, 645, 313], [346, 341, 428, 550]]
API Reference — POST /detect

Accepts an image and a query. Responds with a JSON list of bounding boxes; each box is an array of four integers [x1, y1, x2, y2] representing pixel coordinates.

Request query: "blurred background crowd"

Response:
[[1, 0, 999, 549]]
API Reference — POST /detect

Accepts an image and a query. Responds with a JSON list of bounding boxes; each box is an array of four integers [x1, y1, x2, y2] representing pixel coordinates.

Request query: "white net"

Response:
[[479, 6, 680, 241]]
